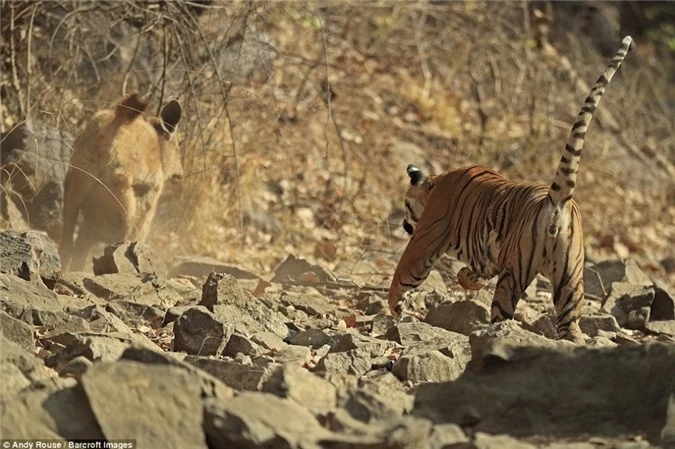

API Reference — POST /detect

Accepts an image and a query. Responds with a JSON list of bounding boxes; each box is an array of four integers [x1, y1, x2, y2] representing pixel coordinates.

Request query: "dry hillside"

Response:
[[1, 0, 674, 288]]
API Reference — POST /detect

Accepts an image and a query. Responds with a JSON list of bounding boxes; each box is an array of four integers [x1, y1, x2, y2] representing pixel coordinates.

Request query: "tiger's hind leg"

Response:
[[549, 243, 585, 343], [457, 267, 488, 290], [490, 268, 536, 323]]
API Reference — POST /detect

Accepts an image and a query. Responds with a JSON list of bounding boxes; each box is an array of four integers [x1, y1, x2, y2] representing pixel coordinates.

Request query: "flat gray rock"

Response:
[[0, 333, 52, 397], [223, 332, 262, 357], [0, 310, 34, 352], [429, 423, 469, 449], [331, 331, 397, 357], [0, 272, 62, 317], [424, 300, 490, 335], [203, 392, 331, 448], [262, 364, 337, 417], [341, 372, 413, 423], [392, 350, 466, 383], [92, 240, 168, 279], [44, 332, 161, 367], [120, 346, 235, 400], [586, 259, 653, 300], [104, 300, 165, 330], [0, 230, 61, 288], [82, 273, 183, 307], [279, 290, 337, 317], [473, 432, 538, 449], [0, 381, 103, 439], [184, 355, 276, 391], [271, 253, 337, 284], [287, 327, 336, 348], [316, 347, 373, 376], [272, 344, 312, 366], [414, 342, 675, 440], [579, 314, 621, 337], [170, 255, 260, 280], [81, 360, 207, 448], [646, 320, 675, 338]]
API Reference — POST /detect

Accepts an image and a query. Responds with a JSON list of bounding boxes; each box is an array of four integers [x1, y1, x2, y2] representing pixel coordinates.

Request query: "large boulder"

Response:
[[414, 340, 675, 440], [92, 241, 168, 279], [203, 392, 331, 448], [81, 361, 208, 448], [200, 272, 289, 339], [0, 230, 61, 288], [0, 120, 73, 240], [1, 382, 103, 439]]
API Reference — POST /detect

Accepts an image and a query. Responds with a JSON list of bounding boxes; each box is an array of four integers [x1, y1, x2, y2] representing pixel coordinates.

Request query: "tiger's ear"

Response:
[[407, 164, 425, 186]]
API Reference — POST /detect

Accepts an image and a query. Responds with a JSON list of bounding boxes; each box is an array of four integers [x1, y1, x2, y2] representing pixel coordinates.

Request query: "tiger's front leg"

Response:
[[388, 235, 445, 319]]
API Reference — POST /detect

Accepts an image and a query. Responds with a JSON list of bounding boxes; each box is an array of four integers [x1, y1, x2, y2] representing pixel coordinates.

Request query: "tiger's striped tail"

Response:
[[548, 36, 633, 206]]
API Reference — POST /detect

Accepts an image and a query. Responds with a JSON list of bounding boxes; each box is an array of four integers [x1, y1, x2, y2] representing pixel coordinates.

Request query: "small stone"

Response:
[[392, 350, 465, 383], [589, 259, 653, 298], [424, 300, 490, 335], [250, 332, 288, 352], [92, 241, 167, 279], [163, 306, 192, 325], [184, 355, 275, 391], [371, 313, 396, 337], [652, 284, 675, 320], [429, 424, 469, 449], [646, 321, 675, 338], [474, 432, 537, 449], [273, 344, 311, 366], [279, 291, 336, 317], [0, 230, 61, 288], [58, 355, 93, 379], [614, 333, 641, 346], [0, 310, 34, 352], [579, 314, 621, 337], [530, 314, 557, 339], [173, 306, 233, 356], [625, 307, 651, 330], [316, 347, 372, 376], [261, 364, 337, 417], [286, 328, 335, 348], [603, 282, 655, 328], [222, 333, 261, 357], [331, 331, 396, 357]]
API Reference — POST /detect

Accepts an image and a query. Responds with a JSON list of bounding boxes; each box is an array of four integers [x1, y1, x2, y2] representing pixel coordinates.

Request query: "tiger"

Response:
[[388, 36, 634, 342]]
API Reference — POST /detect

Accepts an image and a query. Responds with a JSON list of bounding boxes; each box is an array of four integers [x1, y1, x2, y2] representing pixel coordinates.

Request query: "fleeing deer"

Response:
[[60, 94, 182, 271]]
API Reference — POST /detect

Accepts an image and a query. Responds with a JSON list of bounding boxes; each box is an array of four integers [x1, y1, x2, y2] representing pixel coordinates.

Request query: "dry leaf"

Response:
[[341, 314, 357, 328], [253, 279, 272, 297], [314, 241, 338, 262], [298, 271, 320, 284]]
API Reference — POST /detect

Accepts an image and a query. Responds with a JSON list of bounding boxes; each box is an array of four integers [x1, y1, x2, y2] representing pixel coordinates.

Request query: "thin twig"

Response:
[[313, 2, 349, 213], [9, 4, 26, 116], [25, 3, 37, 117]]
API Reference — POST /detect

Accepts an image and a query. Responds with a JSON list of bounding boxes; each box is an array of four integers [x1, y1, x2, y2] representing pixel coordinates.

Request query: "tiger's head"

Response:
[[402, 164, 435, 235]]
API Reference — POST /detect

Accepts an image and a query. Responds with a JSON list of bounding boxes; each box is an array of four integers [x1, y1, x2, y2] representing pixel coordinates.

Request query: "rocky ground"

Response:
[[1, 229, 674, 448]]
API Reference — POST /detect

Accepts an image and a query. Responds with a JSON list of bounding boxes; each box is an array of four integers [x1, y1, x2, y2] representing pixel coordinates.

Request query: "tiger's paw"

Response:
[[457, 267, 487, 291], [389, 303, 402, 320], [558, 321, 586, 344]]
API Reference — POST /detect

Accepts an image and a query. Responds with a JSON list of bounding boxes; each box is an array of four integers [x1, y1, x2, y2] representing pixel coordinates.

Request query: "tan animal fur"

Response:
[[60, 94, 182, 271]]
